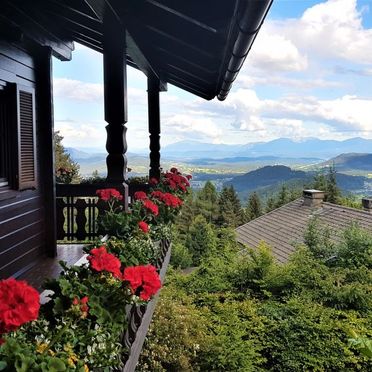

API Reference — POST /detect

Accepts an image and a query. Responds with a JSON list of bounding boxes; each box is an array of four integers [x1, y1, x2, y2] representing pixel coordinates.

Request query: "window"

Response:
[[0, 83, 36, 194]]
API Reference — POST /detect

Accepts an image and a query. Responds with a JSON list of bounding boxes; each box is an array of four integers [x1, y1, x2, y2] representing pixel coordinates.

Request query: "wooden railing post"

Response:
[[147, 75, 161, 180]]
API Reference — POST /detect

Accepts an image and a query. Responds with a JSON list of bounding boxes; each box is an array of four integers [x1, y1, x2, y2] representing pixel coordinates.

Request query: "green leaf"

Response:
[[0, 361, 7, 371], [48, 358, 67, 371]]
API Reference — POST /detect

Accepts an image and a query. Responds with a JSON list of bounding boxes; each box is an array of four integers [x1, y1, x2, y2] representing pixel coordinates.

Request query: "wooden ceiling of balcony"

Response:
[[0, 0, 272, 100]]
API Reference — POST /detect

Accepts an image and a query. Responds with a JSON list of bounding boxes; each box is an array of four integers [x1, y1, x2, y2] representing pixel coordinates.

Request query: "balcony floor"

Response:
[[19, 244, 85, 291]]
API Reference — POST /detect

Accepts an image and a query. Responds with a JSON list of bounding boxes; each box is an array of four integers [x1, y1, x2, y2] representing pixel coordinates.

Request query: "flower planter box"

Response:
[[121, 238, 171, 372]]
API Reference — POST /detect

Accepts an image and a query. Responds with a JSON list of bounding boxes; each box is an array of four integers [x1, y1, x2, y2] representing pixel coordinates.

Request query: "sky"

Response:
[[53, 0, 372, 152]]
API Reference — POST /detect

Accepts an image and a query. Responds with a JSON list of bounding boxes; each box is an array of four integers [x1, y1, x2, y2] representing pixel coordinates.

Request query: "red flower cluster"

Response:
[[0, 278, 40, 337], [138, 221, 149, 233], [123, 265, 161, 301], [163, 169, 190, 192], [134, 191, 148, 201], [143, 199, 159, 216], [149, 177, 158, 185], [96, 188, 123, 202], [151, 191, 183, 208], [87, 246, 122, 278], [72, 296, 89, 317]]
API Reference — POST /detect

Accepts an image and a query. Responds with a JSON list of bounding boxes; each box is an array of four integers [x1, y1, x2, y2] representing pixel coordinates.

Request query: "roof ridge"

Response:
[[322, 201, 372, 216]]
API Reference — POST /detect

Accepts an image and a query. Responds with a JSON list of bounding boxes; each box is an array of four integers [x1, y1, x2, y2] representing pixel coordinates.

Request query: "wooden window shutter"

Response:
[[16, 85, 37, 190]]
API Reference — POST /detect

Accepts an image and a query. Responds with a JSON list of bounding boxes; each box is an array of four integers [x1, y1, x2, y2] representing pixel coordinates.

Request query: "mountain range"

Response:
[[321, 153, 372, 171], [162, 137, 372, 159]]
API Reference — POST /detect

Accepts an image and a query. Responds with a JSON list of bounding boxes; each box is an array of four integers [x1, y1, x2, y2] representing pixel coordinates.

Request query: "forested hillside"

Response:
[[226, 165, 369, 201], [138, 181, 372, 371]]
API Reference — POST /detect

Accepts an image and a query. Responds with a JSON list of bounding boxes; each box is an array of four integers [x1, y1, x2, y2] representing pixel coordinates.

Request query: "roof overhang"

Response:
[[1, 0, 273, 100]]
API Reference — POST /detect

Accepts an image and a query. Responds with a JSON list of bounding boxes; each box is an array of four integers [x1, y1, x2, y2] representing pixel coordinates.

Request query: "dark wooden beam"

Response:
[[3, 1, 73, 61], [126, 31, 167, 92], [143, 0, 217, 33], [147, 75, 161, 180], [85, 0, 166, 89], [34, 46, 57, 257]]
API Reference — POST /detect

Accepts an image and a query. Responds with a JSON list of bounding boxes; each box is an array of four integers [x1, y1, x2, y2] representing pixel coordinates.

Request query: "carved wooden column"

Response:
[[103, 13, 128, 208], [147, 75, 161, 180]]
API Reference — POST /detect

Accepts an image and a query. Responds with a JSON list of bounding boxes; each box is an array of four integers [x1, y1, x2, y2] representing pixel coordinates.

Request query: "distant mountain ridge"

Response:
[[162, 137, 372, 159], [226, 165, 370, 200], [321, 153, 372, 171]]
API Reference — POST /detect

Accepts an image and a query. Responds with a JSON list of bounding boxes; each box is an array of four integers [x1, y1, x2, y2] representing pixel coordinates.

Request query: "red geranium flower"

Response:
[[123, 265, 161, 301], [151, 190, 165, 199], [149, 177, 158, 185], [186, 174, 192, 180], [163, 193, 183, 207], [143, 199, 159, 216], [0, 278, 40, 335], [134, 191, 148, 201], [138, 221, 149, 233], [72, 296, 89, 316], [170, 167, 178, 174], [96, 188, 123, 201], [87, 246, 122, 278]]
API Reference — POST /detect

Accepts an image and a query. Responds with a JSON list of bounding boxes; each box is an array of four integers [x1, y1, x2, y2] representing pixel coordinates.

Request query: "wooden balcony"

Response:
[[16, 183, 171, 371]]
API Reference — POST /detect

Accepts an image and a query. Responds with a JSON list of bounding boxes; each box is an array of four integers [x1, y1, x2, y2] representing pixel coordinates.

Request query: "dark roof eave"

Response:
[[217, 0, 273, 101]]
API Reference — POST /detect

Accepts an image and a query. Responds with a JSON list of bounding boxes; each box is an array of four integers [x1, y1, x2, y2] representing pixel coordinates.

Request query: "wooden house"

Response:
[[0, 1, 272, 367], [0, 0, 272, 279]]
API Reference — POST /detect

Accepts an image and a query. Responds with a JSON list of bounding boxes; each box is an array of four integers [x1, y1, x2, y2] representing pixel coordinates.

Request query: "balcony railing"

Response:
[[55, 182, 169, 370], [56, 183, 150, 241]]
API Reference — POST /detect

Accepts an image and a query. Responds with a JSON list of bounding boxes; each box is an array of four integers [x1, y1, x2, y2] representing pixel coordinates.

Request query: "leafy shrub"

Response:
[[170, 243, 193, 269]]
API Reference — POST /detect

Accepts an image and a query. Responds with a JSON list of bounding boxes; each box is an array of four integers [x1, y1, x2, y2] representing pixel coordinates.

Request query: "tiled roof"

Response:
[[236, 198, 372, 263]]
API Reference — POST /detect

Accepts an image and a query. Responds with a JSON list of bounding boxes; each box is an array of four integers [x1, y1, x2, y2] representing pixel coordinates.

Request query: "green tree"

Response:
[[275, 184, 289, 208], [265, 195, 276, 213], [326, 164, 341, 204], [313, 172, 327, 191], [246, 192, 262, 221], [195, 181, 219, 224], [170, 242, 193, 269], [217, 185, 244, 227], [186, 215, 217, 265], [54, 131, 80, 183]]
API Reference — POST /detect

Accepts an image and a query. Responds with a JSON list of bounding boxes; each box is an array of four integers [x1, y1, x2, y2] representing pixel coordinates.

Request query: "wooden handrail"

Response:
[[56, 183, 150, 242]]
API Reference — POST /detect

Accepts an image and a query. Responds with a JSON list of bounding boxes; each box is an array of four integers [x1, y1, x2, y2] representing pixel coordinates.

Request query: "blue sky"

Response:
[[53, 0, 372, 152]]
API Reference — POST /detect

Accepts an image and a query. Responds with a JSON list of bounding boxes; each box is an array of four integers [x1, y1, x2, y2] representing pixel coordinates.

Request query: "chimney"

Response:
[[303, 189, 325, 207], [362, 198, 372, 213]]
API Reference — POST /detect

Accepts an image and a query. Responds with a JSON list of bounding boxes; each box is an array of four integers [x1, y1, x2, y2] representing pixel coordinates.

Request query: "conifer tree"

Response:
[[275, 185, 289, 208], [265, 196, 276, 213], [195, 181, 219, 224], [326, 164, 340, 204], [217, 185, 244, 227], [185, 215, 217, 265], [54, 131, 80, 183], [313, 172, 327, 192], [246, 192, 262, 221]]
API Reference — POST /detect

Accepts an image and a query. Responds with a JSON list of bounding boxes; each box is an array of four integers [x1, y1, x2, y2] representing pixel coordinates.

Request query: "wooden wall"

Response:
[[0, 41, 49, 278]]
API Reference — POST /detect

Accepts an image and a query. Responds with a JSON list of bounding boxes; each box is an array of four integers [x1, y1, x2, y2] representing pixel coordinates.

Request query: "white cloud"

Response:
[[55, 120, 106, 148], [54, 78, 103, 102], [248, 30, 308, 71], [282, 0, 372, 64], [162, 114, 223, 142]]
